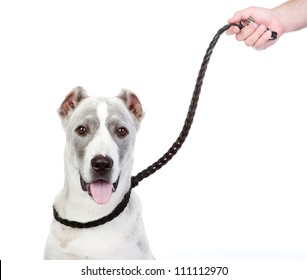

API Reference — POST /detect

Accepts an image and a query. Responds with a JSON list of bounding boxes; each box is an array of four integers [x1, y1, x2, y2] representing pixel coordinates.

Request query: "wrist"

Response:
[[270, 9, 286, 38], [272, 0, 307, 34]]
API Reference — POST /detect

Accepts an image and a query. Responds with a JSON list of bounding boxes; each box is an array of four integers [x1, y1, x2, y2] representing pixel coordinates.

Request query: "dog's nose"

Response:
[[91, 155, 113, 175]]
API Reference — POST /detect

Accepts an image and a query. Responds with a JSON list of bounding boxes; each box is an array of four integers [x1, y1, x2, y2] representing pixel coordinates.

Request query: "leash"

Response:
[[131, 19, 277, 188], [131, 23, 239, 188], [54, 22, 277, 228]]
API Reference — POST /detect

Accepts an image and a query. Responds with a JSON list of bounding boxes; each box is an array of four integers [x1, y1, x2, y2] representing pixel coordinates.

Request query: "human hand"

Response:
[[227, 6, 284, 50]]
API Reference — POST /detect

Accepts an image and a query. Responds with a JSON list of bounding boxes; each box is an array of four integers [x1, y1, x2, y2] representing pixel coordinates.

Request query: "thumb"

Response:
[[228, 6, 257, 24]]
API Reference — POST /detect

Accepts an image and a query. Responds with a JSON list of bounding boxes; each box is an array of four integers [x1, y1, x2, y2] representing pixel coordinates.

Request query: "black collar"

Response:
[[53, 189, 132, 228]]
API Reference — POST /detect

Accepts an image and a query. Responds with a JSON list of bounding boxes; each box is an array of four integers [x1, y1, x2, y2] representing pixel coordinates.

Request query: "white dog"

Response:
[[44, 87, 154, 259]]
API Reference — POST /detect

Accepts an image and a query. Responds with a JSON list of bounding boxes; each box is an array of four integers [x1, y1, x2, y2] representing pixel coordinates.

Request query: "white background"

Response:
[[0, 0, 306, 261]]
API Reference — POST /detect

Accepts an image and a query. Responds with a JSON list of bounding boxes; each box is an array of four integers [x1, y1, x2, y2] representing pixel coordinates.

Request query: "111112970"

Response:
[[174, 266, 229, 276]]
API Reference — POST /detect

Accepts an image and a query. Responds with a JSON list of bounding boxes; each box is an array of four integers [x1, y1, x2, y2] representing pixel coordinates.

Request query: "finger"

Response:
[[235, 23, 258, 41], [226, 26, 241, 36], [253, 30, 274, 50], [244, 24, 267, 47]]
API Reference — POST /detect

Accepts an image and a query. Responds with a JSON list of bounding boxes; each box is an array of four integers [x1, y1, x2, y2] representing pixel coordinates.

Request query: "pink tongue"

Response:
[[89, 180, 113, 205]]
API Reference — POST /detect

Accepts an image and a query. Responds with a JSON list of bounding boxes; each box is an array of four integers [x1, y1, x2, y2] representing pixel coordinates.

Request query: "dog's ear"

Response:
[[58, 87, 88, 119], [118, 89, 144, 122]]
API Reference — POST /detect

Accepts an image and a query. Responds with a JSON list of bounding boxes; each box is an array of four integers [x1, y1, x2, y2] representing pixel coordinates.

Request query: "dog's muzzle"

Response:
[[80, 154, 120, 205]]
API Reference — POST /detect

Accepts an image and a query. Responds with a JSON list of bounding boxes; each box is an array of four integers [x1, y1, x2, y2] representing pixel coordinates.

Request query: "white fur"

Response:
[[82, 103, 120, 183], [44, 94, 154, 260]]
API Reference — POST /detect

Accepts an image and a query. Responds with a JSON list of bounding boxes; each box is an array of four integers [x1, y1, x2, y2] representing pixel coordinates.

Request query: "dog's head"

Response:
[[58, 87, 143, 205]]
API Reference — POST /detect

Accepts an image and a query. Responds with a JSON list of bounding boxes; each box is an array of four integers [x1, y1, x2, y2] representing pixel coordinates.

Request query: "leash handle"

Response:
[[238, 17, 277, 40]]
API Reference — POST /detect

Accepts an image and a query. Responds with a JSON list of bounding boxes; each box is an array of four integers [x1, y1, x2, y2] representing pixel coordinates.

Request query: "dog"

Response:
[[44, 87, 154, 259]]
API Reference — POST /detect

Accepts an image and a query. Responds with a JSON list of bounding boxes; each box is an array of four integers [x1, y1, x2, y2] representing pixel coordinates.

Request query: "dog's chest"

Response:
[[62, 228, 136, 259], [50, 208, 150, 259]]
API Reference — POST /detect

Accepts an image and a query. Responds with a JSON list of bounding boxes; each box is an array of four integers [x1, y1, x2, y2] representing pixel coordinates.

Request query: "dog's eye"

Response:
[[116, 127, 129, 138], [75, 126, 88, 136]]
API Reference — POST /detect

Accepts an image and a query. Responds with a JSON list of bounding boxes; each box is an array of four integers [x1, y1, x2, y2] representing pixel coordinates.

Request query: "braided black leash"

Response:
[[53, 190, 132, 228], [53, 24, 242, 229], [130, 24, 241, 189]]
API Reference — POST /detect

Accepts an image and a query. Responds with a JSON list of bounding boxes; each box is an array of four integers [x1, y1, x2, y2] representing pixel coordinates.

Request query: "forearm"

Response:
[[273, 0, 307, 33]]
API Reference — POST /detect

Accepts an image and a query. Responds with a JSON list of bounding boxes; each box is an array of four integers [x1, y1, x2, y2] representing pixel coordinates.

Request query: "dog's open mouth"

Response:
[[80, 176, 120, 205]]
